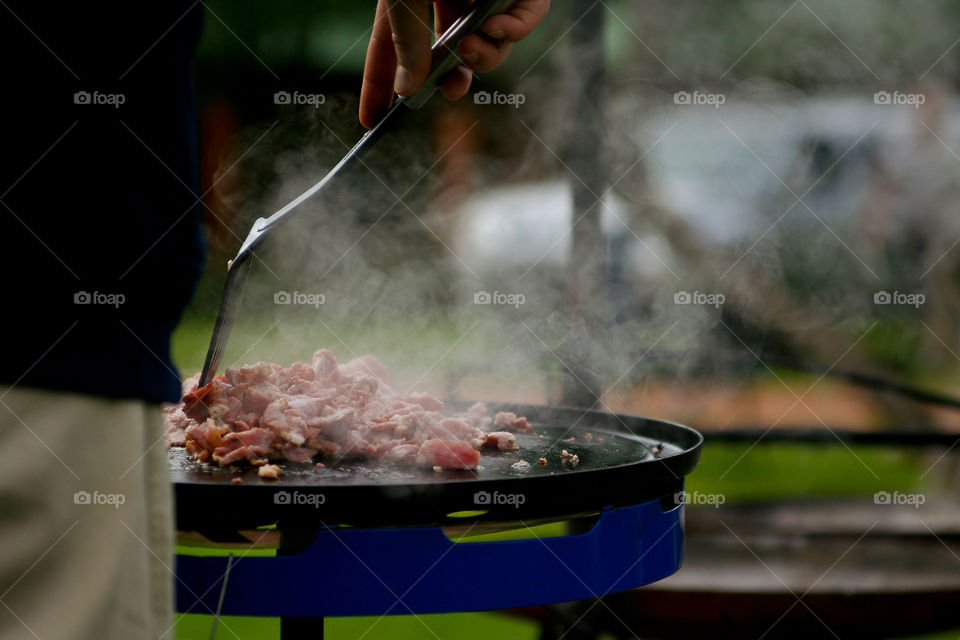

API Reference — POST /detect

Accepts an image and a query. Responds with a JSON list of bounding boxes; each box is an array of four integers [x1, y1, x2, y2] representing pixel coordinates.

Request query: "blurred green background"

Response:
[[172, 0, 960, 637]]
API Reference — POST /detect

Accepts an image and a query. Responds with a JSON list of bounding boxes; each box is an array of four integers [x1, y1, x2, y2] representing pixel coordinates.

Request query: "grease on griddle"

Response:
[[510, 460, 532, 472], [170, 423, 659, 485]]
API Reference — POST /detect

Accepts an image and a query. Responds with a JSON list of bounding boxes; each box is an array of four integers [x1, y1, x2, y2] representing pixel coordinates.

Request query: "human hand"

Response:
[[359, 0, 550, 128]]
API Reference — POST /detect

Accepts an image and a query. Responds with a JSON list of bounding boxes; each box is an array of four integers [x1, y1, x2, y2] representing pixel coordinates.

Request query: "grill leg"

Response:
[[277, 528, 324, 638], [280, 616, 324, 639]]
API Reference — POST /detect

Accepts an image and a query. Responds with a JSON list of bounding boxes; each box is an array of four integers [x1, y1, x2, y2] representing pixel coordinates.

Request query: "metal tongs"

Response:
[[198, 0, 514, 386]]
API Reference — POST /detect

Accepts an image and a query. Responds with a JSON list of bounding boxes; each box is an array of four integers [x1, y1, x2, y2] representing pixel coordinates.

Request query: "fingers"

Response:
[[434, 0, 471, 39], [435, 0, 473, 98], [385, 0, 433, 96], [457, 33, 512, 74], [481, 0, 550, 43], [359, 0, 397, 129], [439, 64, 473, 100], [360, 0, 551, 126], [456, 0, 547, 75]]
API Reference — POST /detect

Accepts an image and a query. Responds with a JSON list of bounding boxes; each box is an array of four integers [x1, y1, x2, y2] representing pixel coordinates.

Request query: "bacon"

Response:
[[415, 439, 481, 469], [163, 350, 530, 471], [493, 411, 532, 433], [162, 404, 190, 447], [481, 431, 519, 451]]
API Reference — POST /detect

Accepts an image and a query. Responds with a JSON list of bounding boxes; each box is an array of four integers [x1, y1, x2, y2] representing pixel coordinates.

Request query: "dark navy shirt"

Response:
[[0, 3, 206, 403]]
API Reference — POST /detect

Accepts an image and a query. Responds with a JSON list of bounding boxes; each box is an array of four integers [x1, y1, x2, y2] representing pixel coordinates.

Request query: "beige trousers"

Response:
[[0, 385, 173, 640]]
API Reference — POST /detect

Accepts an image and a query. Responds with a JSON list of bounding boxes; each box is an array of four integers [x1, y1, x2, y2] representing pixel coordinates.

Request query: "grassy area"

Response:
[[170, 312, 551, 399], [175, 609, 960, 639], [687, 442, 931, 501], [177, 611, 539, 640]]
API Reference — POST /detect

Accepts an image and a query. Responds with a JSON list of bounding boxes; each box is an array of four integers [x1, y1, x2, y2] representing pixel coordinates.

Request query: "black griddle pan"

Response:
[[171, 403, 702, 531]]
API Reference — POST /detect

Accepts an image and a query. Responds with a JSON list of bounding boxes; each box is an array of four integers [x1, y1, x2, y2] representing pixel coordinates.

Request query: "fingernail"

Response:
[[461, 51, 479, 64], [394, 65, 412, 95], [487, 29, 506, 39]]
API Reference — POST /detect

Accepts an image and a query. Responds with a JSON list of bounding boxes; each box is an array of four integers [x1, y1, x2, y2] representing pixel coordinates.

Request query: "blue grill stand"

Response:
[[176, 495, 684, 637]]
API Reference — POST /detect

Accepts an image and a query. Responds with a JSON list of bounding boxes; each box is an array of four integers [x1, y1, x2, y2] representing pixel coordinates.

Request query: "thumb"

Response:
[[386, 0, 433, 96]]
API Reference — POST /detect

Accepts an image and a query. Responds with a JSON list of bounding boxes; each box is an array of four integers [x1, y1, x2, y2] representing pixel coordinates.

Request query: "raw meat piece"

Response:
[[482, 431, 519, 451], [493, 411, 532, 433], [414, 439, 482, 469], [258, 464, 282, 479], [162, 404, 190, 447]]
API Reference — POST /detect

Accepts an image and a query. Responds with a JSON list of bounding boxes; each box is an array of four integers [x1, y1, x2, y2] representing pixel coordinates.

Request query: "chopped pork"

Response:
[[164, 350, 529, 470], [493, 411, 532, 433], [258, 464, 283, 479]]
